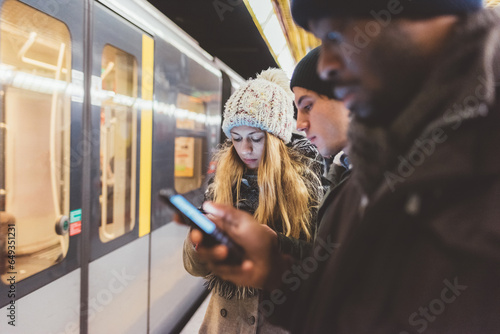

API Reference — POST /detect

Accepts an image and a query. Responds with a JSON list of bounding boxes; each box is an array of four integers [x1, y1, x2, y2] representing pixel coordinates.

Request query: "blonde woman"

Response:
[[183, 68, 324, 333]]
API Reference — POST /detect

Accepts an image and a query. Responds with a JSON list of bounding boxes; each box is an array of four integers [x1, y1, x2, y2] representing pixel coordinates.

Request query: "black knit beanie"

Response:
[[290, 46, 335, 99], [291, 0, 483, 30]]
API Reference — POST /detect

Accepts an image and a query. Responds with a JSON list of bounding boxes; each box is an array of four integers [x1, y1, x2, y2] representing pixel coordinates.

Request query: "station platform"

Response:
[[180, 295, 210, 333]]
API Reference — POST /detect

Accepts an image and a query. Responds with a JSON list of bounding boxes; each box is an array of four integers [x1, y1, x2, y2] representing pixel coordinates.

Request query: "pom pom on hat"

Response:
[[257, 68, 294, 99], [222, 68, 294, 143]]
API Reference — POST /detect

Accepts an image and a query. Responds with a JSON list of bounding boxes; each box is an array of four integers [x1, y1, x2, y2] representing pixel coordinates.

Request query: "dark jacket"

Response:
[[278, 151, 351, 258], [268, 8, 500, 333]]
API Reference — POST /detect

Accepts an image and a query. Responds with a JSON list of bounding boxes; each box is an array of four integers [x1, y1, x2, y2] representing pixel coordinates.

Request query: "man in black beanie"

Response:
[[188, 1, 500, 333], [291, 46, 351, 188]]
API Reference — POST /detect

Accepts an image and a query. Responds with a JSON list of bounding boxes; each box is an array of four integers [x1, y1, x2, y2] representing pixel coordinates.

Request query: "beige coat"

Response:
[[183, 238, 289, 334]]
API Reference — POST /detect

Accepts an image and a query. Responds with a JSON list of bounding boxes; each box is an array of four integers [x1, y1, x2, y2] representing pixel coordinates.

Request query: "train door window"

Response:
[[174, 137, 205, 194], [174, 93, 206, 194], [99, 45, 138, 242], [175, 93, 206, 131], [0, 0, 71, 283]]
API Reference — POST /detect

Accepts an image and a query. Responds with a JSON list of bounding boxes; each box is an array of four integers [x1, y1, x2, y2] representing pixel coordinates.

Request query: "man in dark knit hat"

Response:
[[291, 46, 351, 189], [189, 1, 500, 333]]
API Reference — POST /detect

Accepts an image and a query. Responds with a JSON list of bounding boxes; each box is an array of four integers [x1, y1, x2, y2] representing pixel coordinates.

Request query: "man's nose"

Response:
[[317, 45, 343, 82], [296, 112, 309, 133]]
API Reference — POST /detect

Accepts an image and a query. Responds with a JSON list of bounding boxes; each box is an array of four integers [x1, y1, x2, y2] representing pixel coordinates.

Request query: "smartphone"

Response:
[[159, 188, 244, 264]]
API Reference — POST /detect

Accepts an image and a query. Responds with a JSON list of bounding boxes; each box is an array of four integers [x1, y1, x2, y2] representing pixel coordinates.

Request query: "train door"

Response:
[[0, 0, 84, 333], [148, 36, 223, 332], [87, 2, 153, 333]]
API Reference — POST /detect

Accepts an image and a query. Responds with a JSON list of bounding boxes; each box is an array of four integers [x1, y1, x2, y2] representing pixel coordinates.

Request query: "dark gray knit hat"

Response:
[[291, 0, 483, 30], [290, 46, 335, 99]]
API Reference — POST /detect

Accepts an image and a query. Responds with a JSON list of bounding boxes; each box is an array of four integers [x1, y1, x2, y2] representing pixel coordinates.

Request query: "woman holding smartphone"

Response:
[[183, 68, 324, 333]]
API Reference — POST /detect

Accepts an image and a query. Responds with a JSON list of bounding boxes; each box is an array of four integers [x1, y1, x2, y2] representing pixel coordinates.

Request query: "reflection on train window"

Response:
[[99, 45, 138, 242], [175, 137, 205, 194], [174, 92, 207, 194], [0, 0, 71, 283], [176, 93, 206, 131]]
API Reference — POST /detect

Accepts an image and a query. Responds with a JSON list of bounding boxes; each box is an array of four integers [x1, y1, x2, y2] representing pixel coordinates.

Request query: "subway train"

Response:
[[0, 0, 244, 333]]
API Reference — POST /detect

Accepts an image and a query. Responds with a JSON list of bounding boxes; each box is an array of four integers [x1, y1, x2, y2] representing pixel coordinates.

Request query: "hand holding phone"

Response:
[[159, 188, 244, 264]]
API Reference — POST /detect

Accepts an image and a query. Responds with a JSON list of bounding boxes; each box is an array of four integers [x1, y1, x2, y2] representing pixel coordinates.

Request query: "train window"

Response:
[[174, 93, 206, 194], [99, 45, 138, 242], [0, 0, 71, 283], [174, 137, 205, 194], [176, 93, 206, 131]]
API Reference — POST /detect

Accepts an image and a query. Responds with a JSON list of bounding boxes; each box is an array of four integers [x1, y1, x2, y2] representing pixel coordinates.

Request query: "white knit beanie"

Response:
[[222, 68, 294, 143]]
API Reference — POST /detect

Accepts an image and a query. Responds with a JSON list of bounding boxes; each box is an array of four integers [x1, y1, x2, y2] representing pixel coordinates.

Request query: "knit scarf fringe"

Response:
[[204, 273, 258, 300]]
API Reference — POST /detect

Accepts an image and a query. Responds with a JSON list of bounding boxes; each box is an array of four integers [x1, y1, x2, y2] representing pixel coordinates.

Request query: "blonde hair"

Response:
[[211, 133, 319, 241]]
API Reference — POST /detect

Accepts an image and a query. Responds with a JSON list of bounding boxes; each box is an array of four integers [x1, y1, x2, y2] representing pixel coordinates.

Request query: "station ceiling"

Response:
[[146, 0, 500, 80], [146, 0, 279, 80]]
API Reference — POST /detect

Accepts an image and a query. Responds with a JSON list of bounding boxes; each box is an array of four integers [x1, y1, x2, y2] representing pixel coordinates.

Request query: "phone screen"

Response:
[[159, 188, 244, 264], [169, 194, 216, 234]]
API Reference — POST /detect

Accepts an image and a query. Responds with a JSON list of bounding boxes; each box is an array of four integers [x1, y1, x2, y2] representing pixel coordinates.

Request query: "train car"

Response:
[[0, 0, 243, 333]]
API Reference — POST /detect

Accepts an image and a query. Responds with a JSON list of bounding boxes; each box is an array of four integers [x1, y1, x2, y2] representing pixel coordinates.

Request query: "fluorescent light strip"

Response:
[[245, 0, 295, 76], [0, 67, 217, 127]]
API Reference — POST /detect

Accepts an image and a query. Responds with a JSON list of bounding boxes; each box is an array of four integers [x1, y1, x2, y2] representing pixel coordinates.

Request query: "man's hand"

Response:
[[187, 202, 290, 290]]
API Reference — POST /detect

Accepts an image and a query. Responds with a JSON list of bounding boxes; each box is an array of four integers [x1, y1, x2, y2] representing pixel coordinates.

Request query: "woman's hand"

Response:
[[188, 202, 290, 290]]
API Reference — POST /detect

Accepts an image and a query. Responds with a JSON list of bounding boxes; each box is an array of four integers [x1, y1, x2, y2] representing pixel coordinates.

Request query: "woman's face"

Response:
[[230, 126, 266, 170]]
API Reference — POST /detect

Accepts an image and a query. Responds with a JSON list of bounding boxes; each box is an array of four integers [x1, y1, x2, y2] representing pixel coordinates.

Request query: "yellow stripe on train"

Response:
[[139, 34, 154, 237]]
